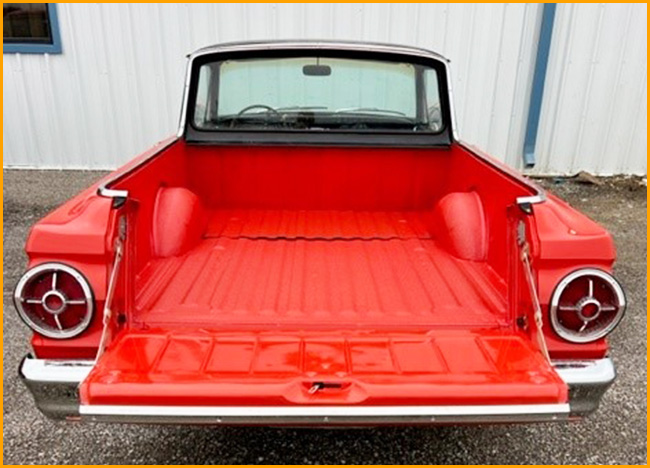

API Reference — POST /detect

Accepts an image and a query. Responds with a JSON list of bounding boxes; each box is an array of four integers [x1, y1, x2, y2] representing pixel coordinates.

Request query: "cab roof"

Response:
[[188, 40, 450, 63]]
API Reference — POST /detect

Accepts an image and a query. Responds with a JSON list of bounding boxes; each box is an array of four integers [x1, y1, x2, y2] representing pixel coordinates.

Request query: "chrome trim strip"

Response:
[[97, 187, 129, 199], [189, 40, 451, 63], [20, 356, 94, 383], [444, 60, 460, 142], [80, 403, 570, 425], [177, 40, 454, 139], [516, 192, 548, 208], [176, 54, 194, 138]]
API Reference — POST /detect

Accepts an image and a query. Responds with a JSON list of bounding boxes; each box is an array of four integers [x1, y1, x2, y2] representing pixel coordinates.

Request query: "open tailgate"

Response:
[[79, 328, 568, 423]]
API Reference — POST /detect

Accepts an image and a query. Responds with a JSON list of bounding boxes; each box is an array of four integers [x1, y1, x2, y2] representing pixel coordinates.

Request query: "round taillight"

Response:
[[13, 263, 94, 339], [550, 268, 626, 343]]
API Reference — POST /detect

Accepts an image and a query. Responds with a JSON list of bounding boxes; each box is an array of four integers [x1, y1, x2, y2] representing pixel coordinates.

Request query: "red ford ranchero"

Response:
[[17, 41, 624, 426]]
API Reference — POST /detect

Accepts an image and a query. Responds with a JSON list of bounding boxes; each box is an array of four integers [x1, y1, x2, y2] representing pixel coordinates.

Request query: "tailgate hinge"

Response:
[[95, 217, 126, 362], [518, 221, 551, 362]]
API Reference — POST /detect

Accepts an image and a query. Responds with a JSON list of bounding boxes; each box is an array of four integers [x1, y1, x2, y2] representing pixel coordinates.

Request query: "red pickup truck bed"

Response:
[[76, 143, 567, 408]]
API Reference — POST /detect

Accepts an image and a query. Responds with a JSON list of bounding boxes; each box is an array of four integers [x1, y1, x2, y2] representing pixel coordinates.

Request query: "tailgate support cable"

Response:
[[518, 222, 551, 362], [95, 217, 126, 363]]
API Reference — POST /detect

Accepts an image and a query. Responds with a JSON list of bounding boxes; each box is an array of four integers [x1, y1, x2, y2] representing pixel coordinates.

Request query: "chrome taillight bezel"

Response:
[[549, 268, 626, 344], [13, 263, 95, 339]]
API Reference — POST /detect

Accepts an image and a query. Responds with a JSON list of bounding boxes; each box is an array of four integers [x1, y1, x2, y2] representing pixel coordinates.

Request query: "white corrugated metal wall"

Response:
[[2, 3, 646, 174], [533, 2, 647, 175]]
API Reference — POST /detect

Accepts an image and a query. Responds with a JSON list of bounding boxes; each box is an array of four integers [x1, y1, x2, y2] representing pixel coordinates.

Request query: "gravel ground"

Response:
[[3, 170, 647, 464]]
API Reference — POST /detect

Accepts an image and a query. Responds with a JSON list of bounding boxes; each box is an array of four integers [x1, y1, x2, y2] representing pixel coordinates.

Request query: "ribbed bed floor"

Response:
[[135, 210, 507, 328], [205, 209, 433, 240]]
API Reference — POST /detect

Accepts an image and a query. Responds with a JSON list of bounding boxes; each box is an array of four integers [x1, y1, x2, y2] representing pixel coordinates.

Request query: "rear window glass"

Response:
[[192, 55, 443, 133]]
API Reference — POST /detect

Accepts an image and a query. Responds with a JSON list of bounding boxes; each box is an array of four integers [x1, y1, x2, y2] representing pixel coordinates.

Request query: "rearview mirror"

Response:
[[303, 64, 331, 76]]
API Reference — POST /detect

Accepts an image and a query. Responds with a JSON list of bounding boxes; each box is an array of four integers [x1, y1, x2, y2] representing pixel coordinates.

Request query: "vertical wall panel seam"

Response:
[[155, 3, 172, 131], [595, 5, 634, 174], [37, 55, 56, 166], [16, 55, 44, 165], [63, 4, 91, 167], [505, 3, 534, 168], [569, 3, 605, 172], [486, 4, 509, 152], [442, 3, 450, 53], [124, 4, 147, 153], [621, 71, 647, 173], [460, 6, 478, 130], [414, 3, 422, 45], [120, 4, 138, 155], [9, 55, 29, 165], [546, 4, 576, 170], [97, 3, 120, 167]]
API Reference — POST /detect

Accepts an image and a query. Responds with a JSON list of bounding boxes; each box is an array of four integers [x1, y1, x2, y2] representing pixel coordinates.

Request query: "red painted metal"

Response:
[[153, 187, 207, 257], [134, 237, 508, 329], [80, 329, 567, 406], [432, 192, 487, 261], [22, 138, 616, 401], [205, 209, 433, 240]]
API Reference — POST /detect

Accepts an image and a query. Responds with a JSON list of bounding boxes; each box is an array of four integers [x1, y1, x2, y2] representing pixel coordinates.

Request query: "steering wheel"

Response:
[[230, 104, 280, 128], [237, 104, 280, 117]]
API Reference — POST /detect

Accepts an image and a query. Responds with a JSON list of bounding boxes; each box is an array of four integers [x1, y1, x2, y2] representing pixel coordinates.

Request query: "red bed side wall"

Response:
[[24, 139, 186, 358], [446, 144, 532, 278], [112, 140, 190, 272]]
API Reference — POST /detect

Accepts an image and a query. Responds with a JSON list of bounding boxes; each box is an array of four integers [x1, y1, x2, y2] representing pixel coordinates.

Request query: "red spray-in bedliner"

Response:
[[205, 209, 433, 239], [135, 237, 508, 328]]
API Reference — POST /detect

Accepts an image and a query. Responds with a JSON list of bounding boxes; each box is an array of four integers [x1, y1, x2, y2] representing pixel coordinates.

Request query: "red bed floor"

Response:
[[205, 209, 433, 239], [134, 210, 508, 328]]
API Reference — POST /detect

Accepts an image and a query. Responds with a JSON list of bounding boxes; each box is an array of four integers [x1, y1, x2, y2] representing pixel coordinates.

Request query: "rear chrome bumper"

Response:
[[553, 358, 617, 417], [19, 355, 93, 420], [19, 355, 615, 424]]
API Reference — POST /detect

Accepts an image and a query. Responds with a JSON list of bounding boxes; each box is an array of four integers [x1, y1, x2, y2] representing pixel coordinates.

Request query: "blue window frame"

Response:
[[3, 3, 62, 54]]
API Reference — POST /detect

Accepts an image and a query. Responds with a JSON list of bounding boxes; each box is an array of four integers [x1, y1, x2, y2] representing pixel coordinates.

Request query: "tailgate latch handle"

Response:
[[307, 381, 344, 394]]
